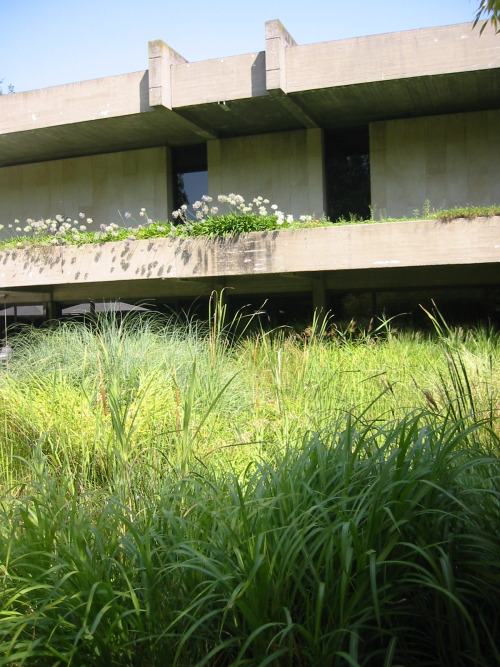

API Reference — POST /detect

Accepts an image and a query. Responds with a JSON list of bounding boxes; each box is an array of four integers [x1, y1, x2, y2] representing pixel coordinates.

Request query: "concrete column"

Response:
[[165, 146, 174, 217], [312, 277, 326, 315], [265, 20, 296, 94], [148, 40, 187, 109], [207, 140, 223, 198], [44, 299, 59, 322], [306, 128, 326, 217]]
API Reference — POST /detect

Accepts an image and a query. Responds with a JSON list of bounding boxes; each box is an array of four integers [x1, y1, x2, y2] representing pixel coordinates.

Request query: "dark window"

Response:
[[325, 128, 370, 222], [172, 145, 208, 214]]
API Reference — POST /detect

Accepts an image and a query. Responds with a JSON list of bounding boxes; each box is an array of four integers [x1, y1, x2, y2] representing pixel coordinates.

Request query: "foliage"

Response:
[[0, 78, 14, 95], [474, 0, 500, 32], [433, 204, 500, 222]]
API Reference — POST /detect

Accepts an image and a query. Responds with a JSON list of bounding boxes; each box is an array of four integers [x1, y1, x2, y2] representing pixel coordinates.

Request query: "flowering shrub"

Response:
[[172, 194, 314, 228], [0, 195, 324, 249], [0, 213, 94, 247], [170, 194, 317, 238]]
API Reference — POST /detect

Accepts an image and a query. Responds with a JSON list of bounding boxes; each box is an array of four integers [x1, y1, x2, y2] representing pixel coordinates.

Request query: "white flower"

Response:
[[286, 214, 294, 223], [271, 204, 278, 211]]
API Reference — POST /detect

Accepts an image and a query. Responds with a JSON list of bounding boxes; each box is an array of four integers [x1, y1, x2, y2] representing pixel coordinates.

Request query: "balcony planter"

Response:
[[0, 217, 498, 294]]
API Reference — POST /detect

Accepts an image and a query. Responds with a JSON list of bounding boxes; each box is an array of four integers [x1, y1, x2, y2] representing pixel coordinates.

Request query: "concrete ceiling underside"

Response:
[[1, 68, 499, 168], [3, 263, 498, 305]]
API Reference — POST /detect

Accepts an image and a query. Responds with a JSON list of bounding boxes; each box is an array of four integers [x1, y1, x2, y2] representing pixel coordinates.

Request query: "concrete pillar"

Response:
[[207, 140, 223, 198], [312, 277, 326, 314], [44, 299, 59, 322], [165, 146, 174, 217], [306, 128, 326, 217]]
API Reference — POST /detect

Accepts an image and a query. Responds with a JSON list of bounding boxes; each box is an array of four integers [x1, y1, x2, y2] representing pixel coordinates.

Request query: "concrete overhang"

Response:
[[0, 22, 498, 167], [0, 218, 498, 304]]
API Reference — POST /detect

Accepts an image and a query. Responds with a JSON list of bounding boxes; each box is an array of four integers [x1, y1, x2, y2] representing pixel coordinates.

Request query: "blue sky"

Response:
[[0, 0, 484, 93]]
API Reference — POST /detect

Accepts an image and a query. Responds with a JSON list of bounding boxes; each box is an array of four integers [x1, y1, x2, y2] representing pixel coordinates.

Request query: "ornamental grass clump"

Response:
[[0, 312, 499, 664], [0, 410, 498, 665]]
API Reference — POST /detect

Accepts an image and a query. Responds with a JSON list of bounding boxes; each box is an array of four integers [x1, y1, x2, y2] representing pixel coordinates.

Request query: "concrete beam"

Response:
[[0, 289, 52, 304], [285, 22, 500, 94], [0, 73, 148, 135]]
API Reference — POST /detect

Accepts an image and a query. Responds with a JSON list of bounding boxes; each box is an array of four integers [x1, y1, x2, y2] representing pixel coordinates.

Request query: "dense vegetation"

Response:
[[1, 201, 499, 251], [0, 305, 499, 665]]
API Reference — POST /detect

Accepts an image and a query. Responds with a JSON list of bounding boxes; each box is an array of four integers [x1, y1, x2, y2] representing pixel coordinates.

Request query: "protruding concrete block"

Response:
[[265, 19, 297, 94], [148, 40, 187, 109]]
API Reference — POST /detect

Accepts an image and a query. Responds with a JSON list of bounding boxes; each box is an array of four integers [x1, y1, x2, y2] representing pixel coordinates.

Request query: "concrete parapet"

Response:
[[286, 22, 500, 93], [0, 72, 148, 134]]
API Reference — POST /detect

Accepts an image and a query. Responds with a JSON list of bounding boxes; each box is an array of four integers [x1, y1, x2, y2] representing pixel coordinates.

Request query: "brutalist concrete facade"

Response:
[[0, 20, 499, 319]]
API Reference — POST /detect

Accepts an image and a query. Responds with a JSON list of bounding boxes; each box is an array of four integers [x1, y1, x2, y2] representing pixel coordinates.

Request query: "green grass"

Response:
[[0, 310, 499, 665], [435, 204, 500, 222]]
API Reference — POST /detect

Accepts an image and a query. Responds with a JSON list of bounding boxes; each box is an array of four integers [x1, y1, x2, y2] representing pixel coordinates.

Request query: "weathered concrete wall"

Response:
[[370, 109, 500, 218], [208, 128, 325, 218], [0, 147, 170, 237]]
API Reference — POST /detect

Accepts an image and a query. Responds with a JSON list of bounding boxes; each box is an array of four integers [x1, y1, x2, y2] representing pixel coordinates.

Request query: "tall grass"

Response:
[[0, 310, 498, 664]]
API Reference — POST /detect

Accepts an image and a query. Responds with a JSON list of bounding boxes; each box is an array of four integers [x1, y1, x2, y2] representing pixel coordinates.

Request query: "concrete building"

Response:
[[0, 20, 499, 325]]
